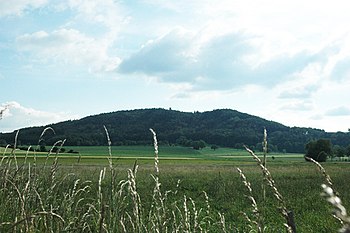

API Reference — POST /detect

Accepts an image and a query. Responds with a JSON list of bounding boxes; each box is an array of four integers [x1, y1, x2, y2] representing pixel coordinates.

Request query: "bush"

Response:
[[305, 139, 332, 162]]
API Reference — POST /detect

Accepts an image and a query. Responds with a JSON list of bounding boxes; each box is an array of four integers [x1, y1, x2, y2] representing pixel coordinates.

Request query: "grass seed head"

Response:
[[150, 128, 159, 174]]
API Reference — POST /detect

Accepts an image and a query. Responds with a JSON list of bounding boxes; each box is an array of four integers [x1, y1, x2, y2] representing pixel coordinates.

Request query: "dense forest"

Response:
[[1, 108, 350, 153]]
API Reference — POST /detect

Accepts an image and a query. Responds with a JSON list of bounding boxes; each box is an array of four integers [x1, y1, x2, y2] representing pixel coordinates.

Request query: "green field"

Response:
[[1, 145, 305, 162], [1, 145, 349, 232]]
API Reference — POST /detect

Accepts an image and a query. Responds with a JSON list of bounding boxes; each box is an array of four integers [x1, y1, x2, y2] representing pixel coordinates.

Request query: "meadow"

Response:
[[0, 144, 305, 162], [1, 134, 350, 232]]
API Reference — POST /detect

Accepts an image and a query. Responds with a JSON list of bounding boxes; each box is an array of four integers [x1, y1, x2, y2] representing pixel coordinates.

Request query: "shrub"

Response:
[[305, 139, 332, 162]]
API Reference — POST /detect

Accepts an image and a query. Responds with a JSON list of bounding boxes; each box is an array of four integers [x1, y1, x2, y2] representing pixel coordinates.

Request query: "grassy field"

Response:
[[1, 144, 349, 232], [1, 144, 305, 162]]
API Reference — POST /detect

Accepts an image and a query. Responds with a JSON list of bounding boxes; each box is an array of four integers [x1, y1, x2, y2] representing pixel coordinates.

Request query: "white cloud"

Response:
[[278, 85, 318, 99], [124, 0, 350, 93], [0, 101, 76, 133], [60, 0, 128, 57], [0, 0, 47, 17], [326, 106, 350, 116], [119, 28, 193, 78], [68, 0, 122, 24], [11, 0, 126, 73], [330, 57, 350, 81], [280, 100, 313, 112], [119, 28, 329, 90], [277, 63, 325, 99], [16, 28, 121, 72]]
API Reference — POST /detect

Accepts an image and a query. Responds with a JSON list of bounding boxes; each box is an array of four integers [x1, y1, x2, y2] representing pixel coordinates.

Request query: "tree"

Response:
[[333, 145, 345, 158], [346, 145, 350, 157], [305, 139, 332, 162], [192, 140, 206, 150], [317, 151, 328, 162], [0, 139, 7, 146], [51, 147, 66, 153], [39, 144, 47, 152]]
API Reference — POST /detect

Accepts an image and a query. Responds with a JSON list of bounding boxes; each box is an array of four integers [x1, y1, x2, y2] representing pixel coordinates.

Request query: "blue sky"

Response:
[[1, 0, 350, 133]]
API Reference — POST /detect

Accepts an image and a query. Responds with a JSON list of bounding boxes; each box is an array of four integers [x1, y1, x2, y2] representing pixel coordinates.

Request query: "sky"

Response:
[[1, 0, 350, 133]]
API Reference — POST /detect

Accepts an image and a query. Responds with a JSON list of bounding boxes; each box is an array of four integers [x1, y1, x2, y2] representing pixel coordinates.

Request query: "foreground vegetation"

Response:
[[1, 130, 350, 232]]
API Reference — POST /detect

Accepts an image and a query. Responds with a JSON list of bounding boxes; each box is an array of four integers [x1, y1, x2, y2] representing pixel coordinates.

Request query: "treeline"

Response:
[[1, 108, 350, 153], [305, 138, 350, 162]]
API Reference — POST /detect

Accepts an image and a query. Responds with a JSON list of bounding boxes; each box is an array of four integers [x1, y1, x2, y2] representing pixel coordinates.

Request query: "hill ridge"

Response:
[[1, 108, 349, 153]]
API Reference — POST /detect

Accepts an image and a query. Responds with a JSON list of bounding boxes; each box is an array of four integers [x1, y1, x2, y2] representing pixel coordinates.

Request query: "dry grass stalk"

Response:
[[0, 144, 10, 166], [149, 173, 165, 230], [6, 178, 30, 231], [98, 169, 105, 206], [50, 157, 59, 190], [9, 211, 64, 230], [103, 125, 113, 169], [305, 156, 333, 188], [127, 164, 142, 229], [12, 130, 20, 171], [305, 156, 347, 225], [245, 145, 294, 233], [38, 127, 55, 144], [203, 191, 210, 216], [149, 128, 159, 175], [322, 184, 350, 233], [183, 195, 190, 232], [149, 129, 175, 232], [237, 167, 263, 233], [103, 125, 117, 203], [98, 169, 105, 233], [149, 129, 162, 213], [262, 128, 268, 167], [37, 127, 56, 164], [189, 197, 199, 231], [120, 218, 127, 233], [45, 140, 63, 167], [245, 146, 285, 203], [55, 139, 66, 157], [262, 128, 268, 202], [218, 212, 227, 233], [24, 145, 32, 165]]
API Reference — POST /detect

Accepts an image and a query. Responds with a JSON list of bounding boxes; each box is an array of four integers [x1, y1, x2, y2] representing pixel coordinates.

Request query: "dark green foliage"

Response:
[[346, 145, 350, 157], [51, 146, 65, 153], [1, 108, 350, 153], [191, 140, 206, 150], [0, 139, 6, 146], [67, 149, 79, 154], [333, 145, 346, 158], [39, 144, 47, 152], [305, 139, 332, 162]]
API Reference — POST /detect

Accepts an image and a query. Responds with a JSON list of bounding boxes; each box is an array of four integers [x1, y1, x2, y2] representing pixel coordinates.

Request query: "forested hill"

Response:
[[1, 108, 350, 153]]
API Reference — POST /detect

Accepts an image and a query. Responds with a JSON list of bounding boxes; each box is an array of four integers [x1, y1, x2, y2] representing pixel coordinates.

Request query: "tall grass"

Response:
[[0, 128, 229, 232], [0, 127, 349, 232]]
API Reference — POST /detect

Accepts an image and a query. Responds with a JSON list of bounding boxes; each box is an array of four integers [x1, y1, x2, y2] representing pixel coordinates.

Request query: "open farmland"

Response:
[[1, 144, 349, 232], [1, 145, 306, 161]]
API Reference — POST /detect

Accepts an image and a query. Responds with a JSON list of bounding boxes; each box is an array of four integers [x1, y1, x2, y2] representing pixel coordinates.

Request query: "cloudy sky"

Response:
[[1, 0, 350, 133]]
